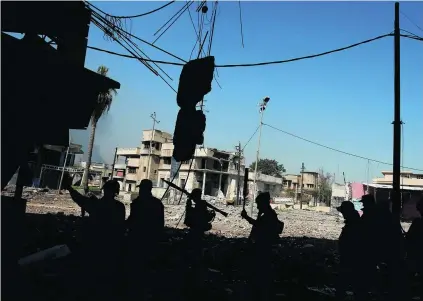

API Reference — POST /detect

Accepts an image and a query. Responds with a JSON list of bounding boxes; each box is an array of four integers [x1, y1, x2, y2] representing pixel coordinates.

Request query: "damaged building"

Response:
[[112, 129, 284, 201]]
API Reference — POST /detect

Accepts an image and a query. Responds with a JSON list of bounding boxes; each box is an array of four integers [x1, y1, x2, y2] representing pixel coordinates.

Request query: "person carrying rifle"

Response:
[[183, 188, 216, 298]]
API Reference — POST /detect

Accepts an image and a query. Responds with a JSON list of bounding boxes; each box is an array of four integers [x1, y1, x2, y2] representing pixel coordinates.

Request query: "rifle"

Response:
[[163, 179, 228, 217]]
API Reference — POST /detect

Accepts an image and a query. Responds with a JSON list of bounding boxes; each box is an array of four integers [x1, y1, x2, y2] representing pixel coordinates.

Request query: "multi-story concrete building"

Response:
[[113, 129, 245, 198], [283, 172, 319, 192], [372, 171, 423, 188], [113, 129, 284, 201]]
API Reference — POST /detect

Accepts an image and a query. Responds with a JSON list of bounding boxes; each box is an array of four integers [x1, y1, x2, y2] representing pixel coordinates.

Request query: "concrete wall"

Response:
[[373, 173, 423, 187], [142, 130, 172, 144]]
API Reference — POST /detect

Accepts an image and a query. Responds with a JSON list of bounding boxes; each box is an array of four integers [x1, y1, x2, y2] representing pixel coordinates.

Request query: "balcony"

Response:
[[127, 158, 140, 167], [117, 147, 140, 156], [126, 173, 138, 182], [140, 148, 161, 156], [160, 163, 171, 170], [161, 149, 173, 157], [114, 163, 126, 170]]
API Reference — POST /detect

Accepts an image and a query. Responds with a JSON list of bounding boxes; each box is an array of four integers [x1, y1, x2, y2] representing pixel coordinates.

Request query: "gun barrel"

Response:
[[206, 203, 228, 217], [163, 179, 228, 217]]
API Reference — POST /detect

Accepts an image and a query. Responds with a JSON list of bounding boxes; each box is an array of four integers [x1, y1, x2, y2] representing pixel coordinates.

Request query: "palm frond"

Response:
[[91, 65, 117, 123]]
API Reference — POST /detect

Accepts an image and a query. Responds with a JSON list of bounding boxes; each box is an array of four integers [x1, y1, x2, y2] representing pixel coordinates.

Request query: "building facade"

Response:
[[113, 129, 284, 201], [282, 171, 319, 199], [372, 171, 423, 188]]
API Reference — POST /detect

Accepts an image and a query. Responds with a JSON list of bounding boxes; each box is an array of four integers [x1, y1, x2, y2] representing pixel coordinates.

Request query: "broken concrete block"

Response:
[[18, 244, 71, 266]]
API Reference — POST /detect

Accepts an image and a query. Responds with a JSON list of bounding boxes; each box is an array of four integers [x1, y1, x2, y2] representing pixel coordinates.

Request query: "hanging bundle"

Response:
[[173, 56, 215, 162]]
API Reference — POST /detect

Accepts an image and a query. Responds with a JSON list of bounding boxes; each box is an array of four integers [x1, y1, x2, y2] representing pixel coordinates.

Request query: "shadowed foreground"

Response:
[[15, 213, 421, 301]]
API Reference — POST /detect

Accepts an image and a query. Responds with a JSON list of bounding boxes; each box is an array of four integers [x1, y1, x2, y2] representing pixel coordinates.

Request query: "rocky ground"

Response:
[[3, 186, 420, 301], [5, 186, 347, 239]]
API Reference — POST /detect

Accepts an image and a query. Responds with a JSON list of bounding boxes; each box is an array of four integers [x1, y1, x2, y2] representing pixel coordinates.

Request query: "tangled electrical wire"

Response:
[[86, 1, 179, 92]]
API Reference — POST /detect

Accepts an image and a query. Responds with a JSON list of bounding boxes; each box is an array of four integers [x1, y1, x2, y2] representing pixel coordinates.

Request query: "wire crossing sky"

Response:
[[71, 1, 423, 183]]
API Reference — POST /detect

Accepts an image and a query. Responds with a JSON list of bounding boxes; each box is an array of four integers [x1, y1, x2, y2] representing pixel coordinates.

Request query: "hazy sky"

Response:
[[71, 1, 423, 183]]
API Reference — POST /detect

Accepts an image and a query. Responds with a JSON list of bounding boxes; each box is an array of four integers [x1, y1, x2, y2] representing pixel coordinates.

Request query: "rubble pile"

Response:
[[18, 213, 422, 301], [19, 212, 341, 301], [2, 188, 418, 301]]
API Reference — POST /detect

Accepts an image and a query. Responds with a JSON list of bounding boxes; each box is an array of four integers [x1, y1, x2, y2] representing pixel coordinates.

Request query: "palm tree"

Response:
[[81, 65, 117, 195]]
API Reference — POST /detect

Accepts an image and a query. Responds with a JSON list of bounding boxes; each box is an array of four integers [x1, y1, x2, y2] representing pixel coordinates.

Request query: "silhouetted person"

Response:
[[335, 201, 363, 300], [406, 197, 423, 297], [375, 198, 407, 300], [357, 194, 379, 296], [63, 175, 126, 300], [241, 192, 284, 301], [183, 188, 215, 298], [126, 179, 164, 301]]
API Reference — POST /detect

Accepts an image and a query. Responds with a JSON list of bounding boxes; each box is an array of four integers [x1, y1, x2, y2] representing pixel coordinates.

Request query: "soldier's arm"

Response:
[[67, 186, 96, 214], [244, 215, 257, 226]]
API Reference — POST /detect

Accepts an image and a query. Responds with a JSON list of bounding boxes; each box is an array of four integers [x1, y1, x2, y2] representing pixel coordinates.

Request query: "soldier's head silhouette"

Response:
[[337, 201, 359, 221], [360, 194, 376, 211], [137, 179, 153, 198], [102, 179, 120, 198], [256, 192, 271, 212], [191, 188, 202, 203]]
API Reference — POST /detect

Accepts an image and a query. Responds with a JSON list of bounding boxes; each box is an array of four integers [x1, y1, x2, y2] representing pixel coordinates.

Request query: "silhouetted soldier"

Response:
[[241, 192, 284, 301], [184, 188, 215, 236], [126, 179, 164, 301], [375, 198, 407, 300], [335, 201, 363, 300], [357, 194, 379, 297], [63, 175, 126, 300], [183, 188, 215, 297], [406, 197, 423, 298]]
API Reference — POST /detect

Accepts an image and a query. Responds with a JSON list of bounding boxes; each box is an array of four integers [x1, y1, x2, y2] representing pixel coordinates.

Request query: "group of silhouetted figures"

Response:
[[336, 194, 423, 300], [62, 174, 422, 301]]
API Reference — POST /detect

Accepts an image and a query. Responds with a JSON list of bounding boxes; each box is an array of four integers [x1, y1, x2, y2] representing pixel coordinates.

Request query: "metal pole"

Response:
[[58, 137, 71, 191], [236, 142, 242, 205], [300, 163, 304, 209], [147, 112, 160, 180], [392, 2, 401, 220], [110, 147, 118, 180], [218, 159, 223, 192], [251, 106, 264, 216]]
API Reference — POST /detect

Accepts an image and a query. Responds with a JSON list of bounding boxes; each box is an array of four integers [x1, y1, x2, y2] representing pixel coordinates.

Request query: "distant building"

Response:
[[282, 172, 319, 202], [372, 171, 423, 188], [113, 129, 284, 200], [331, 182, 347, 207]]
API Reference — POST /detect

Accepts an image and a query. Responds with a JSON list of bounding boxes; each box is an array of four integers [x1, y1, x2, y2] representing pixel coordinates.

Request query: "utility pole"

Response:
[[110, 147, 118, 180], [146, 112, 160, 180], [236, 142, 242, 205], [58, 136, 71, 191], [251, 97, 270, 216], [300, 163, 305, 209], [392, 2, 401, 220]]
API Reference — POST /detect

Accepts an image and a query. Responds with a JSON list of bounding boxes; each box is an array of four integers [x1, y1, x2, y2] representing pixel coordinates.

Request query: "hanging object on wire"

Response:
[[173, 56, 215, 162]]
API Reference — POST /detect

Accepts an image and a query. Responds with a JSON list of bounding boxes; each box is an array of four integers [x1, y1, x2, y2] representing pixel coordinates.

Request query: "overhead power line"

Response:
[[88, 32, 400, 68], [87, 46, 184, 66], [242, 126, 260, 152], [217, 34, 390, 67], [400, 10, 423, 33], [263, 123, 423, 172], [87, 1, 187, 63], [400, 29, 423, 41], [87, 1, 176, 19]]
